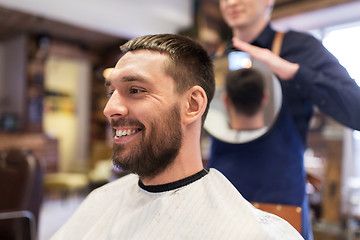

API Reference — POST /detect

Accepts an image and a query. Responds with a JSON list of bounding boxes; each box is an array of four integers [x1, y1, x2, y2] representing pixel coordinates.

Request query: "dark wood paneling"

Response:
[[0, 6, 124, 51]]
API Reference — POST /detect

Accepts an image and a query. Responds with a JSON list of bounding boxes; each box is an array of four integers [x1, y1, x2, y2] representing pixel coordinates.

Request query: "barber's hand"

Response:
[[232, 37, 299, 80]]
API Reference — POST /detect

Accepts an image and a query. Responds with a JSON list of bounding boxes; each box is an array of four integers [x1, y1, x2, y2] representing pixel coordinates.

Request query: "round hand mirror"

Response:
[[204, 51, 282, 144]]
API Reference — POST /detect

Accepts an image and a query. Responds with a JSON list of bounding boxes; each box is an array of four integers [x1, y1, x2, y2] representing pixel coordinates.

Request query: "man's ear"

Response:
[[182, 86, 207, 125], [223, 93, 236, 117], [262, 89, 270, 106], [223, 93, 231, 110]]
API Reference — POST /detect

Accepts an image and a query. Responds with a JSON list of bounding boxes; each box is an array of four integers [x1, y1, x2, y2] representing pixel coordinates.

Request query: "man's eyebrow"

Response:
[[122, 75, 146, 83], [104, 75, 147, 88]]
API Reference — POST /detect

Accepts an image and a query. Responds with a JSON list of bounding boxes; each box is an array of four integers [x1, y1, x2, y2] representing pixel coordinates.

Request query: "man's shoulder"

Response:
[[283, 29, 320, 45], [194, 169, 304, 239]]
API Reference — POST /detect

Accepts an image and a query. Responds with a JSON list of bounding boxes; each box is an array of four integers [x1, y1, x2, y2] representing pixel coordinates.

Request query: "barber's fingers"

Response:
[[232, 37, 278, 66], [232, 37, 271, 60], [232, 37, 298, 80]]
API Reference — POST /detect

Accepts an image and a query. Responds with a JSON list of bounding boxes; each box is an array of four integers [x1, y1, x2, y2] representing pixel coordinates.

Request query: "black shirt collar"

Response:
[[224, 23, 276, 53], [138, 169, 209, 193], [252, 23, 276, 48]]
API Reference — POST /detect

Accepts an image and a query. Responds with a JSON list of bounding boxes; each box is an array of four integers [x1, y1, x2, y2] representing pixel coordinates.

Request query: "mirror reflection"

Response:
[[204, 52, 282, 143]]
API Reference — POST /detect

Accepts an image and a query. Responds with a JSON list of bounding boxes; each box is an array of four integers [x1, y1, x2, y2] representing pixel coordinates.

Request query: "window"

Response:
[[322, 23, 360, 87]]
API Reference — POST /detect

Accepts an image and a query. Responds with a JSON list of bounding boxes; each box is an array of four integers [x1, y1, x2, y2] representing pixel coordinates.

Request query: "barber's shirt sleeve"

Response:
[[289, 34, 360, 130]]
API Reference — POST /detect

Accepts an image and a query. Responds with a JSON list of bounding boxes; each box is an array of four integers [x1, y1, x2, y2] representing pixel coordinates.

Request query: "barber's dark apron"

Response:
[[208, 98, 312, 239]]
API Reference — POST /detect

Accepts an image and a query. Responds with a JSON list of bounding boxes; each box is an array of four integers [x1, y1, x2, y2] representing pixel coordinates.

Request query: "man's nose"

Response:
[[103, 91, 129, 119]]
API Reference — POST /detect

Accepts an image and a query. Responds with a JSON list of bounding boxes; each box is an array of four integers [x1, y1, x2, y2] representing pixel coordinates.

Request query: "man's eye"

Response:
[[129, 88, 145, 94]]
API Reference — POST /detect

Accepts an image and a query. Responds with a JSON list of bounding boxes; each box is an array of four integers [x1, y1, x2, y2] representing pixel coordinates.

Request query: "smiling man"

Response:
[[51, 34, 303, 240]]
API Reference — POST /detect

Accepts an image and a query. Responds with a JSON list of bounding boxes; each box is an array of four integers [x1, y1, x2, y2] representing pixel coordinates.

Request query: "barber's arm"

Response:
[[232, 36, 360, 130], [232, 37, 299, 80]]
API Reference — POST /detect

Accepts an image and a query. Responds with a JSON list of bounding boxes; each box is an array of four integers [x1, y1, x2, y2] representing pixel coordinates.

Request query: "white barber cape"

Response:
[[51, 168, 303, 240]]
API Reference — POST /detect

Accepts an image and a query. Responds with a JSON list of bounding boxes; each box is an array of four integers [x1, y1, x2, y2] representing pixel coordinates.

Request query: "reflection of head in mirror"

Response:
[[223, 68, 269, 131]]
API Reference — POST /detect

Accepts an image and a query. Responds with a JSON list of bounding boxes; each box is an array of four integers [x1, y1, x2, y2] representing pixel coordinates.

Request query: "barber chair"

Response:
[[0, 149, 44, 240]]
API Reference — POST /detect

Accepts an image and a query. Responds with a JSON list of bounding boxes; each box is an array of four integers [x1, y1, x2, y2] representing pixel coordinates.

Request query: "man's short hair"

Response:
[[120, 34, 215, 123], [225, 68, 265, 116]]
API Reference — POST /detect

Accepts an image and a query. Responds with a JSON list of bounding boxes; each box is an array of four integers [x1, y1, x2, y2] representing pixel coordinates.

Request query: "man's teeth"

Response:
[[115, 129, 136, 137]]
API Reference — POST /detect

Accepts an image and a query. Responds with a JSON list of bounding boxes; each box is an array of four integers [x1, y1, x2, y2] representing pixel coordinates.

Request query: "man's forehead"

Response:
[[106, 49, 175, 87], [115, 49, 169, 68]]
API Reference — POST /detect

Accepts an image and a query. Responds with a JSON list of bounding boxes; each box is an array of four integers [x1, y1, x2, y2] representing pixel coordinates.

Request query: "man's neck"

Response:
[[229, 112, 265, 131], [140, 157, 204, 186], [140, 130, 204, 186], [140, 120, 204, 186]]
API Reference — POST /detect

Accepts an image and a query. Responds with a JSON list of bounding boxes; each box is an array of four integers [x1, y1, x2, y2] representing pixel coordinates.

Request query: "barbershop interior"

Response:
[[0, 0, 360, 239]]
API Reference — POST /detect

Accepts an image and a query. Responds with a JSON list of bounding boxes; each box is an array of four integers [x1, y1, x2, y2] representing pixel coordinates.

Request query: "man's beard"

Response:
[[111, 103, 183, 179]]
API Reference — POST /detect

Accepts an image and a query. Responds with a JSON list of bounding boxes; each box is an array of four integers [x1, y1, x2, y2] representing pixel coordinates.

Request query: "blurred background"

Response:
[[0, 0, 359, 239]]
